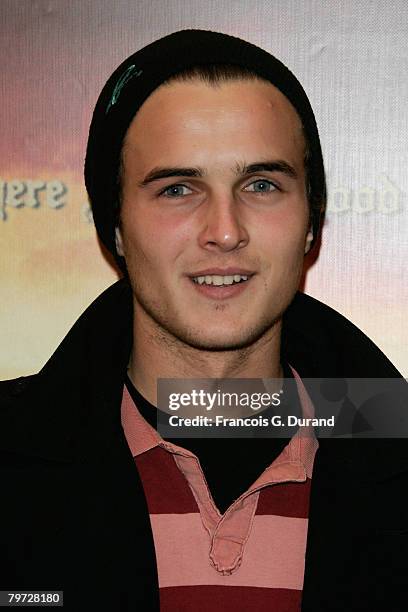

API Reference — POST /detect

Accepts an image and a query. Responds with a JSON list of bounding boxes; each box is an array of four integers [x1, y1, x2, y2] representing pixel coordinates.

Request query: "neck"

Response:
[[127, 302, 283, 406]]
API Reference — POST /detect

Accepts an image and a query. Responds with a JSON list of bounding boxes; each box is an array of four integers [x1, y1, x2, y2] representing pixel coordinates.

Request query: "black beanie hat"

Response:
[[85, 29, 326, 265]]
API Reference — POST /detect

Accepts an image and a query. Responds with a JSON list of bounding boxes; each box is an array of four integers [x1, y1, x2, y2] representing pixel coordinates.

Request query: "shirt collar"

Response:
[[121, 365, 318, 479]]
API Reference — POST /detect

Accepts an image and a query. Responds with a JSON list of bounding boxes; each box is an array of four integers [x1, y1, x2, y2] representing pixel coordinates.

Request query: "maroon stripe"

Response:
[[134, 448, 198, 514], [256, 479, 311, 518], [160, 585, 302, 611]]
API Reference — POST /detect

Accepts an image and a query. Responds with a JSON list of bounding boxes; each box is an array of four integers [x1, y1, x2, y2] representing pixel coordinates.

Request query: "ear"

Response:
[[115, 226, 125, 256], [304, 230, 313, 254]]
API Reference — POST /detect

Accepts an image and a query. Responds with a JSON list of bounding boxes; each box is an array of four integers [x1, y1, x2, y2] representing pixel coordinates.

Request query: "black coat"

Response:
[[1, 280, 407, 611]]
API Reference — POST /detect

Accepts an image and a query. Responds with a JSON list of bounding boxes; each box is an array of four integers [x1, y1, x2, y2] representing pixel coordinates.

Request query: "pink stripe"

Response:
[[121, 386, 160, 456], [150, 513, 308, 590]]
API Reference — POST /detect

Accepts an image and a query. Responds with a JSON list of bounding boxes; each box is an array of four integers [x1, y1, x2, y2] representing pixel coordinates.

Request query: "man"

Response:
[[1, 30, 407, 611]]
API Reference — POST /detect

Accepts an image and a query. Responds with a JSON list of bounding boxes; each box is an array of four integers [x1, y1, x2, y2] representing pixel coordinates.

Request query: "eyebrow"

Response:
[[138, 160, 298, 187]]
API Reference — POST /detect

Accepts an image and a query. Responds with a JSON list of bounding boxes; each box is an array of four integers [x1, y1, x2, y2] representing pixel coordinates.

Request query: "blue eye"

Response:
[[160, 184, 192, 198], [245, 179, 277, 193]]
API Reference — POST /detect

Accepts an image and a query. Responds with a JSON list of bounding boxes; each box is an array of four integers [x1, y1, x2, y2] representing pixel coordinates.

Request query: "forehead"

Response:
[[122, 78, 305, 168]]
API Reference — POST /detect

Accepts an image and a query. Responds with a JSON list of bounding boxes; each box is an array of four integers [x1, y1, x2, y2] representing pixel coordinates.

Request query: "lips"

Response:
[[188, 267, 255, 277]]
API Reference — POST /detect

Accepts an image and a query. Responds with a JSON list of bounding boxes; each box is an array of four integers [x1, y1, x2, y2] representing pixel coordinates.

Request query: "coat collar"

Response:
[[2, 279, 407, 481]]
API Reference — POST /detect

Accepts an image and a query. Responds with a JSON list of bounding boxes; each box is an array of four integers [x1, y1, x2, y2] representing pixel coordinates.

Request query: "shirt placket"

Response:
[[169, 441, 308, 576]]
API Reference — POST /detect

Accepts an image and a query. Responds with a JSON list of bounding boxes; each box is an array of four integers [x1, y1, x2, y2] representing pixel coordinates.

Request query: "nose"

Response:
[[197, 193, 249, 252]]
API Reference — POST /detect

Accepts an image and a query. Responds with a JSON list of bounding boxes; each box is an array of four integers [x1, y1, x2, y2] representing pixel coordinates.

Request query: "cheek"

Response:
[[255, 204, 308, 257], [120, 208, 192, 272]]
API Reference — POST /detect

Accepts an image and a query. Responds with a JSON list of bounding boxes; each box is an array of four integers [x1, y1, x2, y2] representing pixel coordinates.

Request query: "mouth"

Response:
[[187, 269, 255, 299]]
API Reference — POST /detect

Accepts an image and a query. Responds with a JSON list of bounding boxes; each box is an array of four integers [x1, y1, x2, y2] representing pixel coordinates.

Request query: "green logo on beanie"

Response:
[[106, 65, 143, 114]]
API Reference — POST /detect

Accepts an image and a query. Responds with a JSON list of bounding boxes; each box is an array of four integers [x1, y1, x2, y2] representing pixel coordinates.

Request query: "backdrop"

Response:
[[1, 0, 407, 379]]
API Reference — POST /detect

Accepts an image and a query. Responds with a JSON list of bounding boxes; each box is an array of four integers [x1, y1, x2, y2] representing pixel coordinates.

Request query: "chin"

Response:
[[135, 295, 280, 352], [171, 322, 274, 352]]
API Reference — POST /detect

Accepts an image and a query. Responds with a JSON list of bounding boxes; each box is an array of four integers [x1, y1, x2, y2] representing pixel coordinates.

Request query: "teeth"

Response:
[[193, 274, 249, 286]]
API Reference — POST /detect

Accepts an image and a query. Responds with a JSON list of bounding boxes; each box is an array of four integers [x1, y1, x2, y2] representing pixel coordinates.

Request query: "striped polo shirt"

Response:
[[121, 370, 318, 611]]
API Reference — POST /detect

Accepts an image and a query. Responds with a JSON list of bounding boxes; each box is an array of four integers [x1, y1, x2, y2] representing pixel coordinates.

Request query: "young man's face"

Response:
[[117, 78, 311, 350]]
